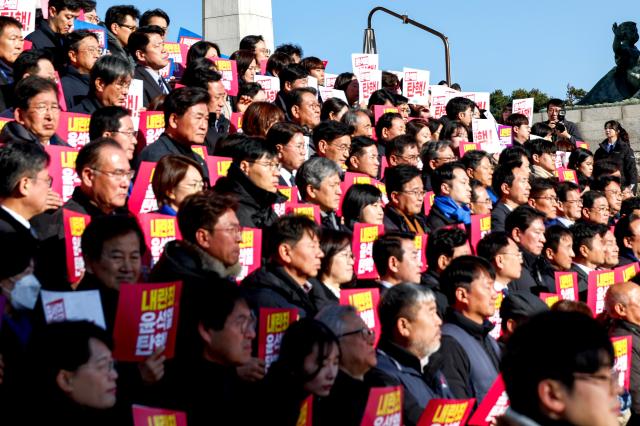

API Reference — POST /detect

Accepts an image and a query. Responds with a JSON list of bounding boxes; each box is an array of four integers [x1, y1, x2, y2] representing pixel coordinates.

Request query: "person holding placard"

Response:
[[444, 97, 475, 139], [368, 232, 422, 293], [316, 304, 377, 426], [313, 120, 352, 170], [569, 222, 608, 301], [477, 231, 524, 295], [342, 107, 373, 138], [289, 87, 321, 141], [152, 155, 205, 216], [420, 140, 456, 192], [71, 55, 134, 115], [592, 176, 623, 224], [61, 31, 101, 109], [505, 113, 530, 146], [276, 64, 310, 117], [341, 184, 385, 229], [386, 135, 420, 168], [366, 283, 452, 425], [527, 178, 559, 224], [505, 206, 548, 294], [438, 255, 501, 402], [526, 139, 556, 179], [315, 229, 354, 303], [266, 122, 306, 187], [580, 190, 611, 225], [374, 112, 405, 159]]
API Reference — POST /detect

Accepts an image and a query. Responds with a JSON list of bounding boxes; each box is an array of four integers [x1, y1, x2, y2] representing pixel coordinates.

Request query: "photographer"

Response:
[[543, 98, 584, 144]]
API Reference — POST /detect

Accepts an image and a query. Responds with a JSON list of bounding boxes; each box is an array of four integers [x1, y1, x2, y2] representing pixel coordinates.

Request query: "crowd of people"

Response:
[[0, 1, 639, 425]]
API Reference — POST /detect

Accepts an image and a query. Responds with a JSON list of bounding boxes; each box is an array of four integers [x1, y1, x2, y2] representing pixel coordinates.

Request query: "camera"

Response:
[[555, 122, 566, 133]]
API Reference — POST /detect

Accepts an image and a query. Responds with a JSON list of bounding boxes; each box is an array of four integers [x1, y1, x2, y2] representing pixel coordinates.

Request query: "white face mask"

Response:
[[416, 158, 424, 171], [10, 274, 41, 310]]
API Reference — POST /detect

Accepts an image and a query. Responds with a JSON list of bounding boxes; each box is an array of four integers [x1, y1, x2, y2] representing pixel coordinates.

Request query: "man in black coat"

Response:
[[491, 160, 531, 232], [383, 165, 428, 234], [137, 87, 210, 180], [569, 221, 608, 301], [426, 162, 472, 232], [61, 30, 101, 109], [102, 5, 139, 68], [0, 17, 24, 111], [127, 26, 171, 108], [26, 0, 81, 70], [241, 215, 325, 318]]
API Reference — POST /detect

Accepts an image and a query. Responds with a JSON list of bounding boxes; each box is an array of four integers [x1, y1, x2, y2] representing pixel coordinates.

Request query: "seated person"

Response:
[[426, 162, 472, 231], [556, 181, 582, 228], [89, 106, 138, 161], [527, 178, 558, 225], [477, 231, 523, 294], [296, 157, 344, 231], [374, 112, 405, 158], [384, 165, 427, 234], [313, 120, 352, 169], [491, 160, 531, 232], [580, 190, 610, 225], [461, 150, 495, 203], [420, 140, 455, 192], [347, 136, 379, 179], [570, 221, 608, 301], [505, 205, 547, 294], [61, 30, 101, 109], [386, 135, 420, 167], [506, 113, 530, 146], [614, 214, 640, 266], [539, 225, 575, 292], [470, 179, 493, 215], [266, 122, 306, 187], [152, 154, 205, 216], [341, 184, 384, 229]]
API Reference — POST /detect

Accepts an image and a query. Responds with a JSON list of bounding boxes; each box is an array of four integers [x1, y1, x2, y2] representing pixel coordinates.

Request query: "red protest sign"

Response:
[[373, 105, 399, 124], [459, 142, 481, 158], [138, 213, 181, 267], [423, 191, 435, 215], [138, 111, 165, 146], [237, 228, 262, 282], [45, 145, 80, 203], [63, 209, 91, 284], [273, 186, 299, 217], [467, 375, 510, 426], [113, 282, 182, 362], [415, 233, 428, 272], [489, 291, 504, 339], [212, 58, 238, 96], [191, 145, 206, 160], [254, 75, 280, 103], [0, 117, 12, 133], [258, 307, 298, 370], [353, 223, 384, 279], [206, 156, 232, 186], [539, 292, 561, 308], [555, 271, 578, 301], [470, 214, 491, 253], [128, 162, 158, 215], [557, 167, 578, 184], [229, 112, 243, 133], [341, 288, 381, 347], [418, 398, 475, 426], [54, 71, 67, 112], [576, 141, 589, 150], [22, 39, 32, 50], [512, 98, 534, 125], [359, 386, 402, 426], [285, 203, 321, 224], [297, 395, 313, 426], [587, 269, 615, 315], [132, 405, 187, 426], [612, 335, 632, 390], [57, 111, 90, 148], [615, 262, 639, 283]]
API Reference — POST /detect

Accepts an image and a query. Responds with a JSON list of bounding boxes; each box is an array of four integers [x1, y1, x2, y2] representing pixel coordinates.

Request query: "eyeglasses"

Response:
[[180, 180, 205, 191], [400, 189, 427, 198], [78, 47, 102, 55], [91, 168, 135, 181], [118, 23, 137, 31], [303, 102, 321, 110], [591, 206, 610, 214], [499, 251, 523, 259], [435, 156, 456, 162], [534, 196, 559, 203], [249, 160, 280, 171], [338, 327, 375, 340], [30, 175, 53, 188], [573, 369, 621, 392], [330, 143, 351, 153], [473, 199, 493, 206], [231, 312, 257, 335], [114, 80, 132, 91], [397, 154, 420, 162], [30, 103, 60, 115], [212, 224, 242, 235], [113, 130, 138, 138], [605, 190, 623, 199], [258, 48, 271, 56]]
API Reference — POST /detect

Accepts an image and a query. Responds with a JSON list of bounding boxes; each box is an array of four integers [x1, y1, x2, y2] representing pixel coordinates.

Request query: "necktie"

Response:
[[157, 76, 168, 94]]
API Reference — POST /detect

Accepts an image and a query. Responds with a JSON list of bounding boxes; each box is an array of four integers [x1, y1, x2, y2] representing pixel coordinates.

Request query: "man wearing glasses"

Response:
[[89, 106, 138, 161], [314, 120, 352, 170], [592, 176, 624, 224], [527, 178, 559, 226], [556, 181, 582, 228], [61, 31, 101, 109], [104, 5, 140, 67], [491, 160, 531, 232], [366, 284, 452, 425], [384, 165, 428, 234], [569, 222, 608, 301]]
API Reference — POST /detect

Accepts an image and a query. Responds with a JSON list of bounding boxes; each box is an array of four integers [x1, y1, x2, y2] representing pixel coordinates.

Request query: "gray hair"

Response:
[[341, 108, 370, 129], [316, 304, 358, 337], [421, 140, 452, 166], [379, 283, 436, 337], [295, 156, 342, 193]]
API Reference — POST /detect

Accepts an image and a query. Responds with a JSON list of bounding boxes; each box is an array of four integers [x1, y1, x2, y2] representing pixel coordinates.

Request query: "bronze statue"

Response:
[[578, 21, 640, 105]]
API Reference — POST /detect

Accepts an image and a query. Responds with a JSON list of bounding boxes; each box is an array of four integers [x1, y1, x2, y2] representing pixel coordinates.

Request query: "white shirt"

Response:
[[280, 168, 296, 187], [145, 67, 169, 93], [1, 205, 30, 229], [557, 216, 574, 227], [573, 262, 594, 276]]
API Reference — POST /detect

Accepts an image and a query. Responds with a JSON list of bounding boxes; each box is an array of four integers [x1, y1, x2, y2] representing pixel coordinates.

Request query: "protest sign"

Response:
[[237, 228, 262, 282], [57, 111, 91, 148], [360, 386, 402, 426], [163, 42, 184, 67], [128, 162, 158, 215], [318, 87, 348, 103], [177, 27, 202, 46], [353, 223, 384, 279], [351, 53, 379, 75], [206, 156, 232, 186], [138, 111, 165, 145], [429, 85, 458, 119], [191, 145, 206, 160], [586, 269, 615, 315], [415, 233, 428, 273], [306, 75, 318, 91], [132, 405, 187, 426], [423, 191, 435, 215], [459, 142, 481, 157], [296, 395, 313, 426], [614, 262, 639, 282], [0, 117, 12, 132], [41, 289, 106, 329], [539, 292, 561, 308], [402, 67, 429, 104], [418, 398, 475, 426], [158, 58, 174, 80], [460, 92, 490, 111], [612, 335, 632, 390], [497, 125, 512, 147], [229, 112, 243, 133], [357, 69, 382, 105], [576, 141, 589, 149], [470, 214, 491, 253], [258, 307, 298, 370], [489, 291, 504, 340], [555, 271, 578, 301], [472, 118, 499, 149], [467, 375, 510, 426], [285, 203, 321, 224], [113, 282, 182, 361], [125, 79, 144, 129], [63, 209, 90, 284], [54, 71, 67, 111], [212, 58, 238, 96], [373, 105, 399, 124], [512, 98, 534, 125], [254, 75, 280, 103], [273, 186, 298, 217], [324, 73, 338, 88], [45, 145, 80, 203], [341, 288, 381, 346], [74, 19, 108, 53], [556, 167, 578, 184], [138, 213, 181, 267], [0, 0, 36, 37]]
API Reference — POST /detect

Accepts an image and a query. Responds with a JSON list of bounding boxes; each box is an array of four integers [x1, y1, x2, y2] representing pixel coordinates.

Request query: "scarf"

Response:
[[397, 210, 425, 235], [433, 195, 471, 225]]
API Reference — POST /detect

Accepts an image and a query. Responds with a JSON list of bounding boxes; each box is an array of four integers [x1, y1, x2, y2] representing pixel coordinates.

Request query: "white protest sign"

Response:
[[254, 75, 280, 103], [41, 289, 107, 330], [358, 69, 382, 105], [512, 98, 534, 125], [351, 53, 379, 76], [402, 67, 430, 104]]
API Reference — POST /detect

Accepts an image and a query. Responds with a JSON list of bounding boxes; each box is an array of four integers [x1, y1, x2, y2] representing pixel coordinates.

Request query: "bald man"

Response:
[[605, 281, 640, 420]]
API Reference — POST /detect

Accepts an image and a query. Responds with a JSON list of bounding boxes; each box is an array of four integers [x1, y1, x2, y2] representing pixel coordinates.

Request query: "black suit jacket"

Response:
[[0, 207, 36, 242], [491, 202, 511, 232], [134, 64, 170, 108], [569, 264, 589, 302]]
